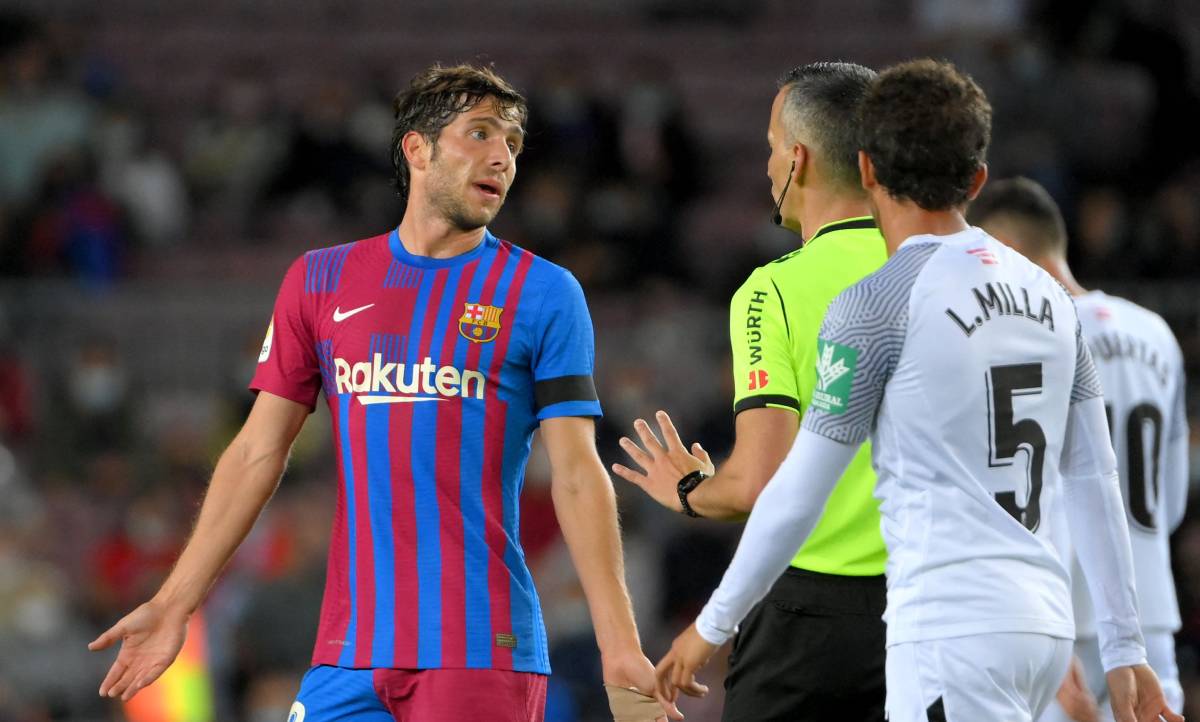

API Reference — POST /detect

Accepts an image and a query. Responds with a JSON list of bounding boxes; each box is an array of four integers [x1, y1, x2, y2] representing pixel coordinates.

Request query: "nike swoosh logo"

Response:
[[333, 303, 375, 322], [357, 396, 445, 405]]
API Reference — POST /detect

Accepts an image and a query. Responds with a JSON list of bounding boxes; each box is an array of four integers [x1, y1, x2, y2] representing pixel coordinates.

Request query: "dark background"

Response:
[[0, 0, 1197, 719]]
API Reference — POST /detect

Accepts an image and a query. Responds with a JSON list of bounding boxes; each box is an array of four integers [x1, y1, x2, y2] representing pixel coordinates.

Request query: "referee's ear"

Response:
[[791, 142, 807, 186], [858, 150, 877, 193]]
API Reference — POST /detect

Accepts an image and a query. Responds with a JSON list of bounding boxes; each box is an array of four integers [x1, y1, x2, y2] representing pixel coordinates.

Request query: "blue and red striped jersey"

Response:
[[250, 228, 601, 674]]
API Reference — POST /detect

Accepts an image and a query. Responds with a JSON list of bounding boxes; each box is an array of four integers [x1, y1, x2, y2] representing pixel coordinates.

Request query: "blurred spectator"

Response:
[[0, 12, 94, 207], [184, 72, 287, 237]]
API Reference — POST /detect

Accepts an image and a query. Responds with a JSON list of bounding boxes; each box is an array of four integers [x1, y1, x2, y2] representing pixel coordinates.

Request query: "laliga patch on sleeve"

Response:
[[811, 339, 857, 414], [259, 319, 274, 363]]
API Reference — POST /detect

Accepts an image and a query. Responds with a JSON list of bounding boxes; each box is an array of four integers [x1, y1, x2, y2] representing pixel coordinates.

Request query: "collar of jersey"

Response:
[[805, 216, 877, 245], [898, 226, 983, 250], [388, 227, 495, 269]]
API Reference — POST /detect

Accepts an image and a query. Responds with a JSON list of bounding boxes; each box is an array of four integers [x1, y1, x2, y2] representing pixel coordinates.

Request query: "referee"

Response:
[[614, 62, 887, 721]]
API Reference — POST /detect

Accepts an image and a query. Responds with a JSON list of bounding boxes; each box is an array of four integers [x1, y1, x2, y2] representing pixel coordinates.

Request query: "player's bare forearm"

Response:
[[542, 417, 686, 721], [543, 417, 642, 656], [154, 404, 301, 613], [89, 392, 309, 700]]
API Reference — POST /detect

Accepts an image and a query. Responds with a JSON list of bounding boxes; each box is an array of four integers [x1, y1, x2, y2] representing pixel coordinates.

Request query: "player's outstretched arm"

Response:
[[1058, 395, 1182, 722], [653, 427, 856, 702], [88, 391, 309, 700], [540, 416, 682, 722], [613, 407, 798, 520]]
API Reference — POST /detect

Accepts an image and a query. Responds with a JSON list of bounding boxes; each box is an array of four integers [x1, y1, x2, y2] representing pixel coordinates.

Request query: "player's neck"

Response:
[[1041, 255, 1088, 297], [397, 205, 487, 259], [796, 190, 872, 243], [875, 197, 969, 256]]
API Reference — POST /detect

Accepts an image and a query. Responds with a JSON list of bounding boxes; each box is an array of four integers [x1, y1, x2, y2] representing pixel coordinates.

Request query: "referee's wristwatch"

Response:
[[677, 470, 709, 518]]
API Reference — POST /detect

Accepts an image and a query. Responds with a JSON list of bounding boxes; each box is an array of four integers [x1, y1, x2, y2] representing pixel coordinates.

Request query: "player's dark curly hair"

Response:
[[858, 59, 991, 210], [390, 63, 527, 203], [777, 62, 877, 193]]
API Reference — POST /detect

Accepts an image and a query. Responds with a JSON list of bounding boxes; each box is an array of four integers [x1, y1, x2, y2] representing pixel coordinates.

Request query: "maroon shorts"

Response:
[[291, 665, 548, 721]]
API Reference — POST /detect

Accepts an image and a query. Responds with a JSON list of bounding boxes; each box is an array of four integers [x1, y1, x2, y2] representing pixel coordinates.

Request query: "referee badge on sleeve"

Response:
[[812, 340, 856, 414]]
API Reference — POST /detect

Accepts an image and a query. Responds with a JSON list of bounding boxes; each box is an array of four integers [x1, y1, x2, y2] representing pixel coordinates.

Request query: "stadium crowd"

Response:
[[0, 0, 1197, 720]]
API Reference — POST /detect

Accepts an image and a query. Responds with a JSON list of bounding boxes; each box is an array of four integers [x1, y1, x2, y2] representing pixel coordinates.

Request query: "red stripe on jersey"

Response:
[[314, 415, 352, 666], [482, 245, 534, 669], [390, 400, 419, 668], [436, 259, 483, 668], [350, 396, 376, 667]]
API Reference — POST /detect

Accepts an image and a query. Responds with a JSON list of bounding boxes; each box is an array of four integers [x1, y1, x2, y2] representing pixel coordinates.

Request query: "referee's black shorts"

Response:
[[722, 567, 886, 722]]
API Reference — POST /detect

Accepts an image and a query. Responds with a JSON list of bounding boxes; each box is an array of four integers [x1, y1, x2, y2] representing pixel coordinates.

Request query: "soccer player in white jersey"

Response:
[[969, 177, 1189, 722], [651, 59, 1182, 722]]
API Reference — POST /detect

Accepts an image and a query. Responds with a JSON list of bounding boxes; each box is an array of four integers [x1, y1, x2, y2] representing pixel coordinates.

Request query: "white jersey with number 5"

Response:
[[803, 227, 1102, 645], [1069, 291, 1188, 637]]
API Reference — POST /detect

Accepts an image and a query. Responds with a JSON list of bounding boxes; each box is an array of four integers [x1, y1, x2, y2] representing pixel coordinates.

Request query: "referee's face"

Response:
[[767, 87, 797, 219]]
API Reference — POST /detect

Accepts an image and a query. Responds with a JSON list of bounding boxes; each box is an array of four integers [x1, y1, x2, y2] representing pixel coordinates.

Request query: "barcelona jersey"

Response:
[[251, 228, 601, 675]]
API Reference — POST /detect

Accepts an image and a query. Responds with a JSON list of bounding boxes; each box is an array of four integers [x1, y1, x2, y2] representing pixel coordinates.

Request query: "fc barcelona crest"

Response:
[[459, 303, 503, 343]]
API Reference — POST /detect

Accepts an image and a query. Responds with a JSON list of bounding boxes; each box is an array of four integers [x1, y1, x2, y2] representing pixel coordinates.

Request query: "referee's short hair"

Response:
[[777, 62, 877, 193], [967, 177, 1068, 260], [859, 59, 991, 211]]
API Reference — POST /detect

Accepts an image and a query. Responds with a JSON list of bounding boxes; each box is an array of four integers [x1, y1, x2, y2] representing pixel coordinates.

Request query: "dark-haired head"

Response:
[[390, 63, 527, 205], [775, 61, 878, 193], [858, 59, 991, 211], [967, 176, 1068, 261]]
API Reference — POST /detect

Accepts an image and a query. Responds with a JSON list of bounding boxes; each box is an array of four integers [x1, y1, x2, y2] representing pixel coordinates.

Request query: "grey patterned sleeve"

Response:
[[1070, 320, 1104, 404], [802, 243, 938, 444]]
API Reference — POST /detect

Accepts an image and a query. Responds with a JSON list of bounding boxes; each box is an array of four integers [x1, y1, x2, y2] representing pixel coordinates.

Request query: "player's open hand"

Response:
[[88, 599, 189, 701], [612, 410, 714, 513], [1105, 664, 1184, 722], [1056, 656, 1099, 722], [654, 624, 715, 705], [602, 649, 684, 721]]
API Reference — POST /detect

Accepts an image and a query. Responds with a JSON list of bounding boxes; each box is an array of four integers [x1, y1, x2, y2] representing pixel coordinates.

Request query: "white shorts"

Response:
[[886, 633, 1072, 722], [1036, 631, 1183, 722]]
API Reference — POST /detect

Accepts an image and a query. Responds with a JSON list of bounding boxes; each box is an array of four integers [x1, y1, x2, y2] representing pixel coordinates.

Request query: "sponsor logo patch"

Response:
[[811, 340, 857, 414]]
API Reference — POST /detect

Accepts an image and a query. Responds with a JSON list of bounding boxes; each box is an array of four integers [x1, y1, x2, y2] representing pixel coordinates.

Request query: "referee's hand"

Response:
[[654, 624, 715, 704], [613, 410, 713, 513], [88, 599, 188, 701]]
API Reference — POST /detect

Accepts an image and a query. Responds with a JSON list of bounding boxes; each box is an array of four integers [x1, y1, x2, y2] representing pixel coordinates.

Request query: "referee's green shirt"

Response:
[[729, 216, 887, 576]]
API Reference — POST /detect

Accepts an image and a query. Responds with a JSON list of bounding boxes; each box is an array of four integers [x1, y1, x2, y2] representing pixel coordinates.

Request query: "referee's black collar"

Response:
[[806, 216, 877, 245]]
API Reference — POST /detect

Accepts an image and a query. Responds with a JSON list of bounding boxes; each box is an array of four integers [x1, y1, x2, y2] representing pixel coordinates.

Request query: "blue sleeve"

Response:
[[532, 269, 602, 420]]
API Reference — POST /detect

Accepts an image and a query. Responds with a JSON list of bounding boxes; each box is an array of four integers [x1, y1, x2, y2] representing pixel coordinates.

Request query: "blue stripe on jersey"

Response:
[[474, 249, 544, 671], [384, 260, 422, 289], [407, 269, 443, 669], [306, 245, 353, 294], [336, 393, 358, 667], [365, 402, 395, 667], [457, 245, 498, 668], [316, 340, 335, 397]]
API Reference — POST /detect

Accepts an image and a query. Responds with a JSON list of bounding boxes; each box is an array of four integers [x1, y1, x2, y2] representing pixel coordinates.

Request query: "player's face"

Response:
[[425, 97, 524, 231]]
